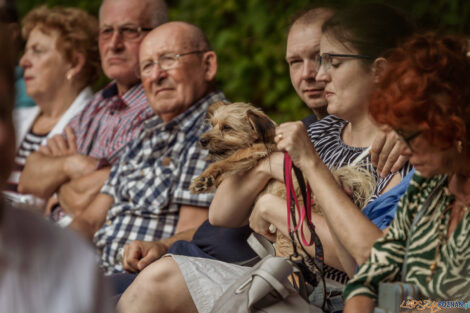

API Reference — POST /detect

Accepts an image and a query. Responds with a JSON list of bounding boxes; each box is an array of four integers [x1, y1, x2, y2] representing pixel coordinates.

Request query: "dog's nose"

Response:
[[200, 138, 209, 147]]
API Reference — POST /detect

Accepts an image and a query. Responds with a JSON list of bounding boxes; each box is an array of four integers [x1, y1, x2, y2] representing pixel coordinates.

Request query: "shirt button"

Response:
[[106, 220, 112, 226], [161, 157, 171, 166], [141, 170, 145, 176]]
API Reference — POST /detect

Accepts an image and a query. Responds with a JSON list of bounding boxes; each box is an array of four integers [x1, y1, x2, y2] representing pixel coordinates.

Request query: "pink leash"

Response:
[[284, 152, 314, 247]]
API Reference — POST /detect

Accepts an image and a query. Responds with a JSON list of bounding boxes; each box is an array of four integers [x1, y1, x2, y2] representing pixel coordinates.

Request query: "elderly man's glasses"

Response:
[[99, 24, 153, 40], [138, 50, 209, 78], [314, 53, 373, 72], [395, 129, 422, 151]]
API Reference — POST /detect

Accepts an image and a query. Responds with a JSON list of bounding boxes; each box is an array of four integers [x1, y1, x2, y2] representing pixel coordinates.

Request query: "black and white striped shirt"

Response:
[[306, 115, 413, 284], [5, 129, 48, 193]]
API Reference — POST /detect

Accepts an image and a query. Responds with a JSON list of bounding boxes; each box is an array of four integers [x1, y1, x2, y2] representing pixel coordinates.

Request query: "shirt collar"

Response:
[[102, 81, 144, 99], [143, 90, 226, 133], [102, 82, 145, 112]]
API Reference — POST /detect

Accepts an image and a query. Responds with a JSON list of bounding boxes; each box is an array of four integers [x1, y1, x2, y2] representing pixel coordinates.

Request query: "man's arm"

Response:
[[175, 205, 208, 233], [19, 152, 98, 199], [122, 205, 208, 272], [68, 193, 114, 241], [122, 228, 197, 273], [57, 167, 111, 217]]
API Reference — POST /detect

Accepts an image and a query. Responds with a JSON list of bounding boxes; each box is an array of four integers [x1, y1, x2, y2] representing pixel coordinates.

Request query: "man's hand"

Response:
[[39, 126, 78, 157], [370, 126, 409, 178], [122, 240, 169, 273]]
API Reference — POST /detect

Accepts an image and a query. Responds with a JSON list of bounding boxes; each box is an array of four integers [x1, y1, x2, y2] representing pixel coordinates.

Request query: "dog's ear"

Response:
[[247, 109, 276, 143], [206, 101, 226, 119]]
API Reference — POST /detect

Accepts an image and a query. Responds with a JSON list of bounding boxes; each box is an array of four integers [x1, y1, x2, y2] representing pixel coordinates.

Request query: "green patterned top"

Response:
[[344, 172, 470, 301]]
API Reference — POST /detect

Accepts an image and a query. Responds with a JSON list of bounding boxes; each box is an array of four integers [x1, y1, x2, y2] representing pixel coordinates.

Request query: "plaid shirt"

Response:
[[68, 82, 153, 165], [94, 91, 226, 274]]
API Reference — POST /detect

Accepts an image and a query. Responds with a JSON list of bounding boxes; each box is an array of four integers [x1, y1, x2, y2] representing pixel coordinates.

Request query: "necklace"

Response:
[[428, 199, 469, 282]]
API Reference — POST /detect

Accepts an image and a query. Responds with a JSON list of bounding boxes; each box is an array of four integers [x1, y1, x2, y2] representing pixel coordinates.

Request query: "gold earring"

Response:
[[457, 140, 463, 154], [66, 71, 73, 81]]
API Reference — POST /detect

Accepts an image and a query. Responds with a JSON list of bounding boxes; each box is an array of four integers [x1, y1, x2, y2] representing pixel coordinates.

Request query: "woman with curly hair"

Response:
[[4, 6, 100, 210], [344, 33, 470, 312]]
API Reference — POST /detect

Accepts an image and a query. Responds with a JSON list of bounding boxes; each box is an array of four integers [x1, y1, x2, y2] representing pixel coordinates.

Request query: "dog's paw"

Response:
[[190, 176, 215, 194]]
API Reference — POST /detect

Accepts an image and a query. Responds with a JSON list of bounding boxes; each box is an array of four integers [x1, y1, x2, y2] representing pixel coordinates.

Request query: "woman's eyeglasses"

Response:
[[314, 53, 373, 72], [394, 129, 422, 151]]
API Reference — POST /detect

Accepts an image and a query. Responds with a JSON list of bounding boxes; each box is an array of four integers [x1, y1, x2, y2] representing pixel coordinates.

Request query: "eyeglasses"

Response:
[[99, 24, 153, 40], [138, 50, 209, 78], [395, 129, 422, 151], [314, 53, 374, 72]]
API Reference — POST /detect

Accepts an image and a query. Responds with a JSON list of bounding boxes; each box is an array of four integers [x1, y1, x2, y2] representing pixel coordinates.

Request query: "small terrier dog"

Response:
[[190, 101, 375, 258]]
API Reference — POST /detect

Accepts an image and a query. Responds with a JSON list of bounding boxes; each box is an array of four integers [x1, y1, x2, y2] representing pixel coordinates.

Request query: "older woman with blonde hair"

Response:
[[3, 5, 100, 209]]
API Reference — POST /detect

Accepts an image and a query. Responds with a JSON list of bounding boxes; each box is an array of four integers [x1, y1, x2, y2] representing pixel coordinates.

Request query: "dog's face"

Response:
[[200, 101, 276, 160]]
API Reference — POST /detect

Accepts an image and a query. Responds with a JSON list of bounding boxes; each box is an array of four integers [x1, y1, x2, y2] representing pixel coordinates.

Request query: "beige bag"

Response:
[[209, 234, 323, 313]]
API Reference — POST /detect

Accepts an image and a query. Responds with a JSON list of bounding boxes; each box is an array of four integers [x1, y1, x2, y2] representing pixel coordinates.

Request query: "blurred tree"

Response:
[[17, 0, 470, 122]]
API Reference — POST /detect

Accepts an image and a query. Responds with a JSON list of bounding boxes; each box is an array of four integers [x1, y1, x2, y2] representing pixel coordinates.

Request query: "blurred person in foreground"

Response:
[[18, 0, 167, 225], [4, 6, 99, 210], [344, 33, 470, 313], [0, 0, 35, 108], [0, 26, 113, 313]]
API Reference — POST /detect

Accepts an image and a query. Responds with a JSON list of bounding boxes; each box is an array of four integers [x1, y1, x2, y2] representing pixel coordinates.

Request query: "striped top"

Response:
[[344, 172, 470, 301], [306, 115, 413, 284], [5, 129, 48, 193], [308, 115, 413, 202]]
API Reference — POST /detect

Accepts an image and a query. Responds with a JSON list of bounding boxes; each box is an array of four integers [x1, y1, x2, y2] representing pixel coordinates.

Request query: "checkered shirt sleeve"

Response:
[[172, 129, 214, 207]]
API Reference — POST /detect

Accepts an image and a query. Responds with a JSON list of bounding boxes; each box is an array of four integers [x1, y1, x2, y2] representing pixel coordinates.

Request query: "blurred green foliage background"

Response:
[[17, 0, 470, 122]]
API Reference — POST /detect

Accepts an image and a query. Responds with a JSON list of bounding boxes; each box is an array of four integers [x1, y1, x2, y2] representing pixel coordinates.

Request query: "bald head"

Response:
[[147, 21, 211, 51], [139, 21, 217, 122], [99, 0, 167, 27], [287, 7, 335, 37]]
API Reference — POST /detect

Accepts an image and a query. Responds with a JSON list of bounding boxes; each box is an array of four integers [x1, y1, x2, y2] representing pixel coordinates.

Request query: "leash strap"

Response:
[[284, 153, 313, 245], [284, 152, 326, 310]]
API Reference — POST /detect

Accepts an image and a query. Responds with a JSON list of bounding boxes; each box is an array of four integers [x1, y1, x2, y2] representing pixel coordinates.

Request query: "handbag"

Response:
[[373, 176, 447, 313], [209, 233, 322, 313], [210, 154, 327, 313]]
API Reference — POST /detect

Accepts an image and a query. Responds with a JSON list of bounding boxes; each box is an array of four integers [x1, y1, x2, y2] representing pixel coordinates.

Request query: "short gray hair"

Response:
[[99, 0, 168, 27]]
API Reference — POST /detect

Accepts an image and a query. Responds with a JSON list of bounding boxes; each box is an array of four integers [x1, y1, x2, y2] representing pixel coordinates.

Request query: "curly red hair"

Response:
[[369, 33, 470, 151]]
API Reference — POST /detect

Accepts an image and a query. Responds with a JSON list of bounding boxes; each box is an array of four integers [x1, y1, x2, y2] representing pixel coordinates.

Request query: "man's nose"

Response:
[[301, 60, 317, 80], [109, 31, 124, 50], [148, 64, 168, 82]]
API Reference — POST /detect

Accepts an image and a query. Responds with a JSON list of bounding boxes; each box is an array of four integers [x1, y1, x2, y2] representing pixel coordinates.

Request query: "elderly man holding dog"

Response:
[[70, 21, 228, 275]]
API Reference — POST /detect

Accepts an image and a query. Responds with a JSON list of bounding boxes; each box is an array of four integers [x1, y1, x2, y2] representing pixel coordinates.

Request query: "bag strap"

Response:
[[401, 175, 447, 281], [247, 232, 276, 258], [254, 268, 291, 299], [350, 146, 371, 166]]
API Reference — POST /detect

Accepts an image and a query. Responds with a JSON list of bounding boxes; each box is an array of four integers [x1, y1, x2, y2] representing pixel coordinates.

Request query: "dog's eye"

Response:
[[221, 125, 232, 131]]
